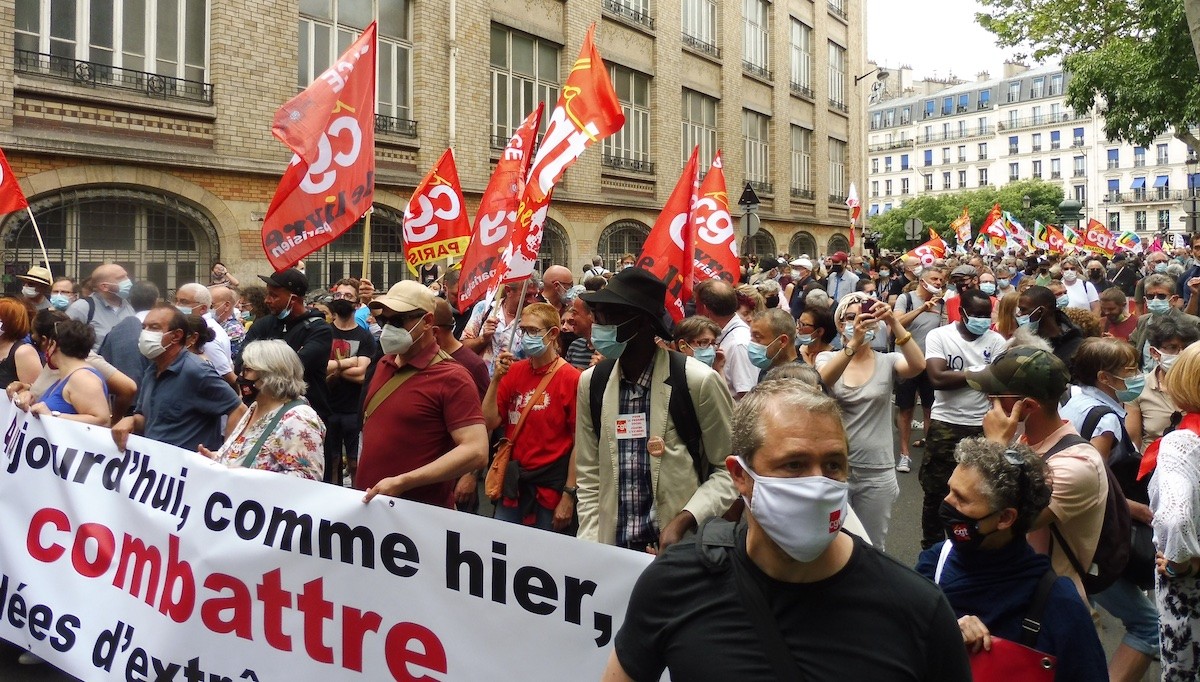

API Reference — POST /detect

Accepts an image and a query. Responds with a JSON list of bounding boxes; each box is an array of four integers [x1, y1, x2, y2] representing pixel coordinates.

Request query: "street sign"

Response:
[[741, 211, 761, 237], [904, 218, 924, 242], [738, 183, 761, 208]]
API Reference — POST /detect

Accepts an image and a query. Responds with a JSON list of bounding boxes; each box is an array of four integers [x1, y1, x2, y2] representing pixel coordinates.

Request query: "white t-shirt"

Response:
[[1064, 278, 1099, 310], [925, 325, 1006, 426], [718, 315, 757, 397], [203, 313, 233, 377]]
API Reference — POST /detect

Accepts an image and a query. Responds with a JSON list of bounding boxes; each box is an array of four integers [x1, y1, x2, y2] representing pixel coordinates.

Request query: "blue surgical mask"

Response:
[[843, 322, 857, 338], [965, 316, 992, 336], [522, 331, 550, 358], [796, 333, 814, 347], [997, 279, 1011, 289], [747, 340, 777, 370], [1114, 373, 1147, 403], [276, 294, 295, 320], [1147, 298, 1171, 315], [879, 270, 890, 277], [1055, 294, 1070, 309], [692, 346, 717, 366], [241, 310, 253, 322], [1155, 263, 1169, 274], [116, 278, 133, 299], [591, 323, 629, 359], [1017, 308, 1041, 331], [49, 294, 70, 311], [979, 283, 996, 296], [176, 304, 195, 316]]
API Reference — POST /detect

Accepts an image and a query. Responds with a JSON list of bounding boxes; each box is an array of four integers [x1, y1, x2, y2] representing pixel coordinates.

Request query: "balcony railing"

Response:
[[916, 127, 990, 144], [747, 180, 774, 195], [1073, 169, 1087, 177], [602, 0, 655, 29], [791, 187, 815, 200], [14, 49, 213, 104], [1032, 144, 1042, 152], [1108, 160, 1120, 169], [1134, 158, 1147, 167], [743, 61, 773, 81], [376, 114, 418, 138], [1105, 189, 1190, 203], [682, 33, 720, 59], [789, 81, 815, 99], [996, 111, 1087, 131], [1051, 171, 1062, 178], [602, 154, 655, 175], [827, 1, 848, 21], [830, 193, 848, 204], [829, 99, 850, 114], [1072, 138, 1085, 147], [1158, 157, 1171, 166]]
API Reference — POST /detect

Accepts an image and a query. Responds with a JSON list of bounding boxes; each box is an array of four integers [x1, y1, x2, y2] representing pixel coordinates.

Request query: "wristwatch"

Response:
[[562, 485, 578, 499], [51, 410, 61, 418]]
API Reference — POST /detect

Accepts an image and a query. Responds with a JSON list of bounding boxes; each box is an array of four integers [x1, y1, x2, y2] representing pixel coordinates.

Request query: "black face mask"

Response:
[[765, 295, 780, 308], [938, 501, 998, 550], [237, 375, 260, 406], [1089, 270, 1103, 281], [831, 263, 844, 274], [328, 298, 355, 319]]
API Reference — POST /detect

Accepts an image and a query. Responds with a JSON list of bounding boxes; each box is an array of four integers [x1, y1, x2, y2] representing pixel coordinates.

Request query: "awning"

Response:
[[1153, 175, 1169, 188], [1131, 177, 1146, 190]]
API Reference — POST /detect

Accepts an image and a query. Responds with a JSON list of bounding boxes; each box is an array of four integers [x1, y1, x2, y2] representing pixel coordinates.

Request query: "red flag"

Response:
[[904, 233, 948, 268], [1081, 218, 1117, 256], [951, 206, 972, 246], [262, 23, 376, 271], [691, 151, 740, 285], [0, 148, 29, 216], [979, 203, 1005, 243], [402, 149, 472, 274], [502, 23, 625, 282], [638, 147, 700, 322], [456, 106, 543, 312], [1045, 224, 1067, 254]]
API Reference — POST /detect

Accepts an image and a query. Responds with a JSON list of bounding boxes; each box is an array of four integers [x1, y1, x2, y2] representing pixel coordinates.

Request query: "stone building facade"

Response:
[[0, 0, 865, 294]]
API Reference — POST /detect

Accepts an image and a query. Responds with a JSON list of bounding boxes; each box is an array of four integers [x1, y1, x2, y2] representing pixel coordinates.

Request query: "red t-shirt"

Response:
[[946, 294, 998, 323], [495, 358, 581, 510], [356, 343, 485, 507], [1103, 314, 1139, 341]]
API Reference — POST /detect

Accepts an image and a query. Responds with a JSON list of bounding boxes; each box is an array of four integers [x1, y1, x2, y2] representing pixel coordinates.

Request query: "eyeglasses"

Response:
[[1146, 293, 1171, 301], [379, 312, 424, 328], [683, 339, 718, 349], [331, 293, 356, 300], [518, 326, 550, 336]]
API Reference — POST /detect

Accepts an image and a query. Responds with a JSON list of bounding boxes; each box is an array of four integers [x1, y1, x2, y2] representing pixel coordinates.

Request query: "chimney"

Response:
[[1002, 61, 1029, 78], [976, 70, 990, 83]]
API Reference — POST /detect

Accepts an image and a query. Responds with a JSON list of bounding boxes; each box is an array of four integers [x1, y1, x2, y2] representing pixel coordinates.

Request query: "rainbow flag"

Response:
[[1117, 231, 1143, 253]]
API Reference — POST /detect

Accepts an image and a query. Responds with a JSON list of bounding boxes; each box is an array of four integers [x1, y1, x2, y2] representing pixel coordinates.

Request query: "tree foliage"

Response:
[[978, 0, 1200, 149], [867, 180, 1064, 251]]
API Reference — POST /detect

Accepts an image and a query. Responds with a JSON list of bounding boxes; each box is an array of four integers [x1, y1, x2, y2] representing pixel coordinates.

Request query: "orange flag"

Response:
[[1082, 218, 1117, 256], [262, 23, 376, 271], [691, 151, 740, 285], [638, 148, 700, 322], [456, 105, 543, 312], [402, 149, 472, 274], [502, 24, 625, 283]]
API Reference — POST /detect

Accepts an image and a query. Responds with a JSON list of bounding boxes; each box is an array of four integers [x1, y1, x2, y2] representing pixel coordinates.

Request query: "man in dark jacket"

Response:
[[1017, 286, 1085, 367], [238, 268, 333, 423]]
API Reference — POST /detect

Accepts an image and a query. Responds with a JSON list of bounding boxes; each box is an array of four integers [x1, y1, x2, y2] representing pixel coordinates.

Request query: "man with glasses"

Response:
[[1130, 274, 1200, 369], [461, 275, 541, 375], [1138, 250, 1172, 314], [174, 282, 236, 386], [539, 265, 575, 318], [1016, 285, 1086, 367], [358, 281, 488, 508], [67, 263, 135, 351]]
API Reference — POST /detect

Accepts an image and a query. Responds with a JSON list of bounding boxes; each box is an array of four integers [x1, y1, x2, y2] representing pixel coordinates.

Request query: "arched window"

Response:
[[742, 230, 776, 259], [826, 234, 850, 255], [598, 220, 650, 269], [536, 219, 570, 274], [304, 205, 409, 290], [2, 188, 218, 296], [789, 231, 817, 258]]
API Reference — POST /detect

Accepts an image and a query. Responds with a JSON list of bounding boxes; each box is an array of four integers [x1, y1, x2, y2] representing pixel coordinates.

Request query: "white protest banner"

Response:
[[0, 400, 652, 681]]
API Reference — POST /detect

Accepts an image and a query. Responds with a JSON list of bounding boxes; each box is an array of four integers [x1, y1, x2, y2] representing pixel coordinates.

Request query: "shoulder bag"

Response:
[[485, 358, 564, 501]]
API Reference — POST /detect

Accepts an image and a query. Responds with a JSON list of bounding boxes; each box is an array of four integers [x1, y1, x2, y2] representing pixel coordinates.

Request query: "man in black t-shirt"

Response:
[[325, 297, 377, 486], [605, 379, 970, 682]]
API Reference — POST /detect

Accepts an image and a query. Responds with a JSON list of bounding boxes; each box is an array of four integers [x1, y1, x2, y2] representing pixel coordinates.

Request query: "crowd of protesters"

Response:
[[6, 238, 1200, 680]]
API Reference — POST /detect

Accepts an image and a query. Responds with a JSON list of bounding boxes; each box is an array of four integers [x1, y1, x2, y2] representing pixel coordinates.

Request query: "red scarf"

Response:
[[1139, 412, 1200, 480]]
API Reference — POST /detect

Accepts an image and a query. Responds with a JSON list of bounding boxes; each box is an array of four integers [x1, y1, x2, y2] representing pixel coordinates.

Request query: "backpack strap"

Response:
[[1019, 569, 1061, 647], [239, 400, 306, 468], [1048, 523, 1089, 587], [666, 351, 707, 482], [588, 358, 617, 444], [363, 351, 449, 420], [508, 359, 564, 446], [1080, 404, 1114, 441], [85, 296, 95, 324]]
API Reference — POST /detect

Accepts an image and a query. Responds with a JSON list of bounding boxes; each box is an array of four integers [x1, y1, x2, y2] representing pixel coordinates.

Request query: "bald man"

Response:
[[540, 265, 575, 317], [67, 263, 135, 350], [210, 285, 247, 357], [175, 282, 235, 385]]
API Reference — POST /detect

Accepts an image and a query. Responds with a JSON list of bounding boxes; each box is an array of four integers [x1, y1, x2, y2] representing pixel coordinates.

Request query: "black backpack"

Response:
[[588, 351, 708, 483], [1046, 433, 1131, 595]]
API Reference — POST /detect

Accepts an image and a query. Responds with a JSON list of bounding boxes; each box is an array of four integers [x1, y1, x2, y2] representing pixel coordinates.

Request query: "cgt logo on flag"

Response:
[[403, 149, 472, 272]]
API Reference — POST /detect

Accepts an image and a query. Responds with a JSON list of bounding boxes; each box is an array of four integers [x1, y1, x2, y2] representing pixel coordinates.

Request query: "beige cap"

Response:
[[369, 281, 436, 314]]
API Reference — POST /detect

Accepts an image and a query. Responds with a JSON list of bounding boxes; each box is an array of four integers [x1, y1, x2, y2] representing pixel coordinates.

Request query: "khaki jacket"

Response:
[[575, 347, 736, 545]]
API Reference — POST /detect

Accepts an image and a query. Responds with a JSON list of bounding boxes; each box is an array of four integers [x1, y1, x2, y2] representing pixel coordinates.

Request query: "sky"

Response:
[[866, 0, 1017, 80]]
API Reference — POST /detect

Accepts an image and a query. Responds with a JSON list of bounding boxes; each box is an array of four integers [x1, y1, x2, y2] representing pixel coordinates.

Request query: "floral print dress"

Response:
[[215, 401, 325, 481], [1150, 428, 1200, 680]]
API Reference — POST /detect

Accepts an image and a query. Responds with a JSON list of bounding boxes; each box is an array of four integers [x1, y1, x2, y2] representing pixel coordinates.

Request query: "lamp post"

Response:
[[1187, 149, 1199, 237]]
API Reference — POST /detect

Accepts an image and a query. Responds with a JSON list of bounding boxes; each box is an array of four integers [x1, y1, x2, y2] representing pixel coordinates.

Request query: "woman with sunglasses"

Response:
[[813, 292, 925, 548]]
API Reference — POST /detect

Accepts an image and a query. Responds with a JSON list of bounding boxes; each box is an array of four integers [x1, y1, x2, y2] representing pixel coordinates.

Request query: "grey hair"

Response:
[[732, 379, 842, 466], [833, 292, 875, 324], [1167, 262, 1185, 280], [954, 438, 1051, 534], [763, 362, 822, 387], [751, 307, 796, 341], [805, 288, 831, 309], [178, 282, 212, 306], [1007, 327, 1053, 352], [1143, 273, 1176, 294], [241, 340, 308, 401]]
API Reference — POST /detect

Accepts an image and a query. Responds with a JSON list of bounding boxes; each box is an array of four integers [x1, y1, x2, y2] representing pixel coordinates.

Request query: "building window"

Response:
[[871, 158, 879, 174], [942, 171, 951, 189], [900, 153, 909, 170], [16, 0, 210, 88], [978, 142, 988, 159], [490, 25, 559, 141], [598, 220, 651, 268], [1159, 209, 1171, 230], [1072, 127, 1084, 147], [790, 125, 812, 196], [900, 106, 911, 125], [885, 156, 893, 172], [1108, 212, 1120, 231], [885, 179, 893, 195], [603, 64, 652, 172], [884, 109, 894, 126], [1008, 135, 1018, 155], [1073, 155, 1086, 177], [871, 180, 879, 197], [1032, 160, 1042, 178], [942, 147, 951, 164], [1007, 81, 1019, 102], [682, 0, 718, 55], [743, 109, 771, 190], [1135, 210, 1147, 230], [681, 89, 717, 170], [1107, 148, 1120, 169], [829, 137, 847, 200], [789, 18, 812, 96], [1074, 185, 1086, 203], [1031, 76, 1044, 98], [924, 174, 933, 191], [828, 41, 847, 109], [742, 0, 770, 73], [1050, 158, 1061, 179], [1134, 146, 1146, 167], [871, 112, 882, 130], [1031, 133, 1041, 152], [978, 168, 988, 186], [303, 208, 412, 287], [1157, 143, 1170, 165], [1031, 105, 1042, 124], [957, 170, 966, 188], [1050, 130, 1061, 150], [901, 178, 910, 194], [1050, 73, 1063, 95], [942, 96, 952, 115], [957, 145, 966, 162], [604, 0, 653, 29], [1009, 162, 1019, 181]]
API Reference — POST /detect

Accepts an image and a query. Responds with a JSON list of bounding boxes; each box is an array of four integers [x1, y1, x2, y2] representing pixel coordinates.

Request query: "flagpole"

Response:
[[24, 206, 51, 277], [360, 206, 372, 281], [505, 278, 529, 352]]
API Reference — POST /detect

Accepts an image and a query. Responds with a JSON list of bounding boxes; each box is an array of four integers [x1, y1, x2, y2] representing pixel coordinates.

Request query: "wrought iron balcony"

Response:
[[602, 0, 655, 30], [791, 187, 815, 200], [743, 61, 773, 81], [746, 180, 774, 195], [602, 154, 655, 175], [375, 115, 418, 138], [15, 49, 213, 104], [682, 33, 720, 59], [829, 99, 850, 114], [867, 139, 913, 152], [789, 81, 815, 99]]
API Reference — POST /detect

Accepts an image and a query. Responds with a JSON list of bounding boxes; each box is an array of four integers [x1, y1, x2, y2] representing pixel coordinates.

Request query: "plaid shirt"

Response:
[[616, 359, 657, 549]]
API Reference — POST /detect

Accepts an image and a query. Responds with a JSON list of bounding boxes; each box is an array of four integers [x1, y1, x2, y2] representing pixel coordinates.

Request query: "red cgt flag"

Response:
[[262, 23, 376, 271], [501, 23, 625, 283], [403, 149, 472, 274], [456, 105, 543, 312], [1081, 218, 1117, 256], [0, 148, 29, 216], [904, 233, 948, 267], [1045, 224, 1067, 254], [980, 203, 1005, 244], [691, 151, 739, 285], [638, 147, 700, 322]]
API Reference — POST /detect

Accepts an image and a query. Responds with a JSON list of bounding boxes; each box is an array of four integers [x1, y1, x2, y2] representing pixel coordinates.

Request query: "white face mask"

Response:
[[21, 286, 38, 299], [923, 282, 942, 296], [379, 317, 425, 355], [1154, 348, 1180, 373], [138, 330, 169, 359], [735, 456, 849, 562]]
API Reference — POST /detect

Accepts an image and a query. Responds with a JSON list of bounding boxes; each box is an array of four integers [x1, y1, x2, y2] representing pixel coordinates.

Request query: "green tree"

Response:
[[868, 180, 1063, 251], [977, 0, 1200, 149]]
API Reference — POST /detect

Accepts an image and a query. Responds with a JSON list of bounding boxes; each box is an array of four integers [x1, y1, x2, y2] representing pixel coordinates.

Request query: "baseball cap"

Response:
[[790, 258, 813, 270], [17, 266, 52, 287], [831, 251, 849, 264], [370, 281, 436, 314], [965, 346, 1070, 403], [258, 268, 308, 297]]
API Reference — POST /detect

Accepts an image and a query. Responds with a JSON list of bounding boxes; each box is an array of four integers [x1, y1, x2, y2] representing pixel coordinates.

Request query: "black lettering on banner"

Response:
[[0, 574, 80, 653]]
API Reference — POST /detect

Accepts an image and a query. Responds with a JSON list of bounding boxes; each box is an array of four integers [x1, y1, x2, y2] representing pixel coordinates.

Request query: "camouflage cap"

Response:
[[965, 345, 1070, 403]]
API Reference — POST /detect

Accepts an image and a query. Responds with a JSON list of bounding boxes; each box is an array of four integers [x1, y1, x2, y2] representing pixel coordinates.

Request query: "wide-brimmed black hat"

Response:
[[580, 267, 673, 339]]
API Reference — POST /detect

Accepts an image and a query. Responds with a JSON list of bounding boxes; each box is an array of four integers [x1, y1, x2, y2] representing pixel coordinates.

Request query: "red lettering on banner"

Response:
[[26, 507, 68, 562], [200, 572, 253, 639], [690, 152, 739, 287], [341, 606, 384, 672], [384, 622, 448, 682], [69, 523, 113, 578]]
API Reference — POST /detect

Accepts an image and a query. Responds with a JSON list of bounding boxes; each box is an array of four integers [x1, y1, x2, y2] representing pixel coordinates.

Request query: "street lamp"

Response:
[[1022, 194, 1032, 236], [854, 68, 890, 86], [1186, 149, 1199, 235]]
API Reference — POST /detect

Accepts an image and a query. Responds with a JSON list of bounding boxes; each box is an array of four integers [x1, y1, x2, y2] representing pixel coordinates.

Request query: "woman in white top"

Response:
[[1060, 257, 1101, 315], [814, 292, 925, 549]]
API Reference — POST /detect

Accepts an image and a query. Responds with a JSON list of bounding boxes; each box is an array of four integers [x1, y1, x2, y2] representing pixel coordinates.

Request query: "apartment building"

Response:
[[0, 0, 866, 295]]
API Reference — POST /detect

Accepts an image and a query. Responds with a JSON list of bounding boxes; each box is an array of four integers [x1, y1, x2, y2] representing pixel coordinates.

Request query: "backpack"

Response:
[[588, 351, 708, 483], [1045, 433, 1131, 595]]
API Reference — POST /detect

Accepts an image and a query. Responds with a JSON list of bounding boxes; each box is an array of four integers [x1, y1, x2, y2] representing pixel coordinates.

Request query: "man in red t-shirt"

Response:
[[485, 302, 582, 531], [944, 264, 980, 323], [358, 281, 488, 508]]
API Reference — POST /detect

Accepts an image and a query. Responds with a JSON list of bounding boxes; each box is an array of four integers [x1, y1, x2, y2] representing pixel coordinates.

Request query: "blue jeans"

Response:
[[1092, 575, 1161, 658], [494, 502, 555, 531]]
